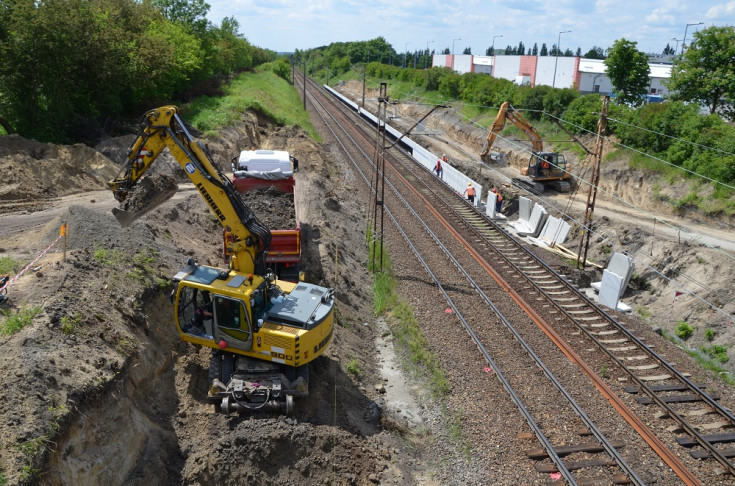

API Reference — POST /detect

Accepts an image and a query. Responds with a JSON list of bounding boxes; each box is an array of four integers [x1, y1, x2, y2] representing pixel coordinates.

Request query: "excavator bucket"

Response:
[[112, 174, 179, 227]]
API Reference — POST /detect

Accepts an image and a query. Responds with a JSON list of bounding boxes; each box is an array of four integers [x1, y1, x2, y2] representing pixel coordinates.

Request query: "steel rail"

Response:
[[309, 78, 704, 485], [300, 75, 645, 484]]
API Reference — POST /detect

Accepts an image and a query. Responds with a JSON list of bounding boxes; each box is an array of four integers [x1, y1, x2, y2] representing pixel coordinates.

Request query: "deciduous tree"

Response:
[[668, 26, 735, 118], [604, 39, 650, 106]]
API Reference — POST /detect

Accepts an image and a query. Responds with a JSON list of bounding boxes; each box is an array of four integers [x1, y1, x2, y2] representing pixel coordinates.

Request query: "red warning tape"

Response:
[[0, 233, 64, 294]]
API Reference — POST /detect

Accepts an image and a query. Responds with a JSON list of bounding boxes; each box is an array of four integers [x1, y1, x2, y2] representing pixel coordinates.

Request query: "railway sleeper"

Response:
[[526, 440, 625, 459], [534, 457, 618, 472], [676, 431, 735, 447], [636, 392, 721, 405]]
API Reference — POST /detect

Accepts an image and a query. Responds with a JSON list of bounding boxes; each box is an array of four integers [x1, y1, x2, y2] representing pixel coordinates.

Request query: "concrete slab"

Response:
[[598, 269, 623, 310], [519, 197, 532, 222], [517, 204, 548, 237], [592, 251, 634, 298]]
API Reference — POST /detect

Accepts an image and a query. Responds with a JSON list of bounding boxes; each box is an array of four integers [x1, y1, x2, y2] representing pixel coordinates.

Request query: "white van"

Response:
[[233, 150, 292, 173]]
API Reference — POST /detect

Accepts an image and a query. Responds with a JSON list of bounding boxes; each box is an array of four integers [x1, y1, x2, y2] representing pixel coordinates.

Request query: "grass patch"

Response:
[[674, 321, 694, 340], [346, 358, 360, 378], [93, 244, 123, 266], [0, 255, 20, 275], [700, 344, 729, 364], [0, 305, 42, 336], [182, 70, 319, 140], [15, 403, 68, 481], [636, 306, 652, 320], [368, 224, 449, 398], [60, 313, 81, 335]]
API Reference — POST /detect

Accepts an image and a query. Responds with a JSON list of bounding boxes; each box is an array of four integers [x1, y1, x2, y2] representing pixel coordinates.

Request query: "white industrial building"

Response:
[[433, 54, 672, 98]]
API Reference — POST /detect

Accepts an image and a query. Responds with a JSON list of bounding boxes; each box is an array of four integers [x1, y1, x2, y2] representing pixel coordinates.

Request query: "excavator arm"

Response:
[[108, 105, 271, 275], [480, 101, 544, 157]]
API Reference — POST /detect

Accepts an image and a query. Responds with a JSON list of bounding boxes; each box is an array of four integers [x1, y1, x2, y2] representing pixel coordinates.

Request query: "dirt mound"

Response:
[[0, 135, 121, 203], [239, 185, 296, 229]]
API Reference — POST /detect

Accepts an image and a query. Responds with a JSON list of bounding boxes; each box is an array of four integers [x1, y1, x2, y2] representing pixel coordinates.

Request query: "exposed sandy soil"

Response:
[[0, 112, 462, 485]]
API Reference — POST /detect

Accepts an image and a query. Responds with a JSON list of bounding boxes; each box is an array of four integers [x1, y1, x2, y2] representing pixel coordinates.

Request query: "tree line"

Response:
[[0, 0, 276, 142], [298, 28, 735, 188]]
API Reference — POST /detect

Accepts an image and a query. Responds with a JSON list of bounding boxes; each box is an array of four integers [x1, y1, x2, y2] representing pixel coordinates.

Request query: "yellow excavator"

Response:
[[108, 106, 335, 414], [480, 101, 572, 193]]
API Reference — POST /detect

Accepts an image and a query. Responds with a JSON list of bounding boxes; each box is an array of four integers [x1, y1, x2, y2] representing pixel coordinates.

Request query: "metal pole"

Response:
[[671, 38, 682, 55], [303, 59, 306, 109], [552, 30, 570, 88], [362, 64, 366, 109], [577, 96, 610, 269], [681, 22, 703, 55], [425, 40, 434, 69], [404, 42, 411, 68], [491, 34, 502, 55]]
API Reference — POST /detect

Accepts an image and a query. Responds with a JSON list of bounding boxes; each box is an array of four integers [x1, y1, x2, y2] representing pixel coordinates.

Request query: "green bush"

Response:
[[704, 328, 715, 341], [700, 344, 729, 363], [675, 321, 695, 340], [261, 57, 292, 83]]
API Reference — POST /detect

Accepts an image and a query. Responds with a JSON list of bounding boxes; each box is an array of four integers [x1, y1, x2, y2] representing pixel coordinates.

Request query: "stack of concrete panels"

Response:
[[528, 216, 571, 248], [594, 251, 634, 312], [592, 252, 633, 297], [509, 203, 548, 237]]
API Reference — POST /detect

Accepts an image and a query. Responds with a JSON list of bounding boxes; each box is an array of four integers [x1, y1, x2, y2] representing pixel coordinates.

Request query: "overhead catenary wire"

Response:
[[393, 99, 734, 323], [353, 84, 733, 321]]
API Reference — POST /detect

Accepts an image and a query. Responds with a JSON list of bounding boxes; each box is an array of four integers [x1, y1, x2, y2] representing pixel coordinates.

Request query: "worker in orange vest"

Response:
[[434, 158, 443, 179], [462, 182, 476, 203], [491, 188, 503, 212]]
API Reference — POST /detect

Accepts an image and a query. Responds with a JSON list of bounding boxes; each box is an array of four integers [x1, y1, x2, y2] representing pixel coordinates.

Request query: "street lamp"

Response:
[[671, 37, 682, 55], [682, 22, 703, 55], [491, 34, 503, 55], [425, 40, 434, 69], [452, 38, 461, 55], [552, 30, 571, 88], [404, 42, 411, 68]]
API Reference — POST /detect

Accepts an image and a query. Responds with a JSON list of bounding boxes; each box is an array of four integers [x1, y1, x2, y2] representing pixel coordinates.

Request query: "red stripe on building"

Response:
[[519, 55, 538, 86], [573, 57, 582, 90]]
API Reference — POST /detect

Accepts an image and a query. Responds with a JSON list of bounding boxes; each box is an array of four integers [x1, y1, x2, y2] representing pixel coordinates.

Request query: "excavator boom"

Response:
[[108, 106, 271, 275]]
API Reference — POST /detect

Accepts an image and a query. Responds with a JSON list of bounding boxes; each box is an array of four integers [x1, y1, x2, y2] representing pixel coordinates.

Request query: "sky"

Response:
[[206, 0, 735, 56]]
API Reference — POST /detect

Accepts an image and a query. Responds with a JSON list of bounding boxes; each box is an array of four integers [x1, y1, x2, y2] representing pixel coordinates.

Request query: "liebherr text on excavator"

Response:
[[108, 106, 335, 414], [480, 101, 572, 193]]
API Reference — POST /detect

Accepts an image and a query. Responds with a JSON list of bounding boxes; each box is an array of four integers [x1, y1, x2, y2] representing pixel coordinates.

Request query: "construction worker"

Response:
[[434, 158, 443, 179], [441, 153, 448, 163], [491, 188, 504, 212], [540, 156, 550, 177], [462, 182, 476, 203]]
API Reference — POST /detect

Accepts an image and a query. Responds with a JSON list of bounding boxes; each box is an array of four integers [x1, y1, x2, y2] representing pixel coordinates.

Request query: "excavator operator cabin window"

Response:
[[214, 295, 250, 330], [178, 286, 197, 329]]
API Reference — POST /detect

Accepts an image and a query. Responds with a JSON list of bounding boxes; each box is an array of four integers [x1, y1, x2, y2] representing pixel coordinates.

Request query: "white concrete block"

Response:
[[486, 193, 497, 218], [519, 197, 532, 222], [598, 269, 623, 310]]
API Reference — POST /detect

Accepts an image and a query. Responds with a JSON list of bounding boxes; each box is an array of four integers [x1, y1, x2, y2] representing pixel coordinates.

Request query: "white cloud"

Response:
[[706, 1, 735, 18], [645, 8, 675, 24]]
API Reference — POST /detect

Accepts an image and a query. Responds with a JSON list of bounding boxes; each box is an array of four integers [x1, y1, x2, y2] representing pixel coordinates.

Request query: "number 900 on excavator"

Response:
[[107, 106, 335, 414]]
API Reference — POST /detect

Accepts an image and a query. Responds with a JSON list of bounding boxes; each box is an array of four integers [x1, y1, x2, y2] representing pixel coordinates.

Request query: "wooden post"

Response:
[[60, 222, 68, 261]]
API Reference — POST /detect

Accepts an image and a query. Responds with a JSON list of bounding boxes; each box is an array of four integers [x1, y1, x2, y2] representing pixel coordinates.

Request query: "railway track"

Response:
[[296, 73, 735, 484]]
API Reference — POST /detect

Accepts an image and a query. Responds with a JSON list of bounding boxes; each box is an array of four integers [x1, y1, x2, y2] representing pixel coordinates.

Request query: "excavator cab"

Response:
[[528, 152, 567, 180]]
